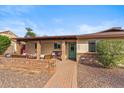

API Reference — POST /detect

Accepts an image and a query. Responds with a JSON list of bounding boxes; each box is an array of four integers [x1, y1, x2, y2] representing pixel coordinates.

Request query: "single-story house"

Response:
[[15, 27, 124, 62], [0, 31, 18, 55]]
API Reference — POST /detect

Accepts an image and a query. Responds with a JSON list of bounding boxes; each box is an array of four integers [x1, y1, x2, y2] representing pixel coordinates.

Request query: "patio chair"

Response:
[[27, 53, 36, 59], [52, 51, 62, 60]]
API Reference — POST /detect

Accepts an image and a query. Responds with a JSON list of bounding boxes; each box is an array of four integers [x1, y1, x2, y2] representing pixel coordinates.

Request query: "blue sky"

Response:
[[0, 5, 124, 37]]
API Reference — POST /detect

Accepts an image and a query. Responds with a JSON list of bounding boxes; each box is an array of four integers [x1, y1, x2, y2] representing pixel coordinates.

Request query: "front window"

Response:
[[88, 40, 96, 52], [54, 43, 61, 49]]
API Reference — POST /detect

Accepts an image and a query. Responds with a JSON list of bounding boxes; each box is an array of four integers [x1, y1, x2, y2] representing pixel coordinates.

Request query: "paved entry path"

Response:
[[44, 60, 77, 88]]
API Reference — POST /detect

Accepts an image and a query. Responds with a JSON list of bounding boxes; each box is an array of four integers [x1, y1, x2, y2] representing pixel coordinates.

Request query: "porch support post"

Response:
[[36, 41, 41, 60], [62, 41, 66, 61], [16, 41, 21, 55]]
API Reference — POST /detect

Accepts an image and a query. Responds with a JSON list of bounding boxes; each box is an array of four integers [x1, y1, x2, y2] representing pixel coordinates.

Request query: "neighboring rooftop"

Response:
[[78, 27, 124, 39], [0, 30, 18, 38]]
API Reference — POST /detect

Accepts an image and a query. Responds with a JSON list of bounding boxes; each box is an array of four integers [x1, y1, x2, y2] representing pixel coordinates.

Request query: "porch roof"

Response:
[[15, 35, 77, 41]]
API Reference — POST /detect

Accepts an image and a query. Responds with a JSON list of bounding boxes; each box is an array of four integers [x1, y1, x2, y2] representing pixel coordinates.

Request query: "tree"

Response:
[[0, 35, 11, 55], [97, 39, 124, 68], [25, 27, 36, 37]]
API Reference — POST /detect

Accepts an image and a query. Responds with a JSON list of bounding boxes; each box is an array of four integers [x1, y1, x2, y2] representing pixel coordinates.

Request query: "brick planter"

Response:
[[78, 53, 98, 65], [0, 57, 56, 74]]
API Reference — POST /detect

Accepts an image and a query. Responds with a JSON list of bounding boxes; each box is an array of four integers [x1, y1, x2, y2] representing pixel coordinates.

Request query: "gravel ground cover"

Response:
[[0, 69, 52, 88], [78, 63, 124, 88], [0, 57, 55, 88]]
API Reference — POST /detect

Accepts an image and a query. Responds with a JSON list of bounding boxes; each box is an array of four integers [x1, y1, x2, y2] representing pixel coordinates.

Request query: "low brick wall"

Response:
[[0, 57, 56, 74], [78, 53, 98, 65], [0, 57, 40, 63]]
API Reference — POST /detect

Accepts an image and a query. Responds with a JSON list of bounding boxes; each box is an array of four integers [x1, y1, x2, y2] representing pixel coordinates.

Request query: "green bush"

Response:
[[97, 39, 124, 68], [0, 35, 11, 54]]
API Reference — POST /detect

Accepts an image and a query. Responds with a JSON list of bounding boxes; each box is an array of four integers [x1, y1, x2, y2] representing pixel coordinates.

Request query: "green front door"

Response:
[[68, 42, 76, 60]]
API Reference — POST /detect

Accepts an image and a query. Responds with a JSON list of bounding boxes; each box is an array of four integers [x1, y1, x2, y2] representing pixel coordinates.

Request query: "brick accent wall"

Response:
[[78, 53, 98, 65], [0, 57, 56, 74]]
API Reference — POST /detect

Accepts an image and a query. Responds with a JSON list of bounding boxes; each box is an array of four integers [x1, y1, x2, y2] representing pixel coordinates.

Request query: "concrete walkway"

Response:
[[44, 60, 77, 88]]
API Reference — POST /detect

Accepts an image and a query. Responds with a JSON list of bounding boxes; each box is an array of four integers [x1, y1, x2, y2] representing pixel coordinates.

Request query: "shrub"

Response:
[[0, 35, 11, 54], [97, 39, 124, 68]]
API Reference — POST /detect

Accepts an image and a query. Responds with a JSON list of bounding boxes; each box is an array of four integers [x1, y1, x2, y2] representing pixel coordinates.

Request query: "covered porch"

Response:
[[15, 35, 77, 61]]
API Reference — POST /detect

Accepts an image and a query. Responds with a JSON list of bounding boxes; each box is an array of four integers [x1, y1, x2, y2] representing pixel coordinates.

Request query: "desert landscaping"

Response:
[[78, 63, 124, 88], [0, 57, 55, 88]]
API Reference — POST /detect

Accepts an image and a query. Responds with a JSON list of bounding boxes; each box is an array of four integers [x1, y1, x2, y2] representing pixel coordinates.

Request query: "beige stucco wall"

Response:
[[77, 39, 89, 53], [41, 41, 61, 55], [25, 41, 62, 55], [26, 41, 36, 54], [4, 41, 16, 54], [76, 39, 89, 62], [41, 41, 69, 59], [41, 42, 54, 54]]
